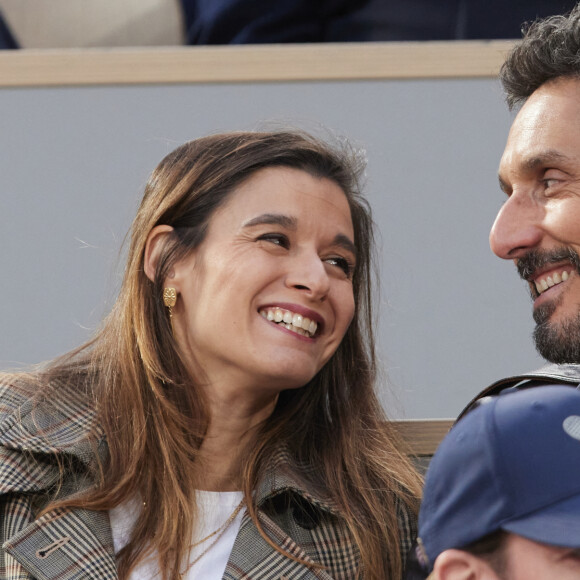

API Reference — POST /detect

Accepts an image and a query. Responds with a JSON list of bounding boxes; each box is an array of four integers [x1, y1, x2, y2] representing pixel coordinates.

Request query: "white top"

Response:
[[109, 490, 245, 580]]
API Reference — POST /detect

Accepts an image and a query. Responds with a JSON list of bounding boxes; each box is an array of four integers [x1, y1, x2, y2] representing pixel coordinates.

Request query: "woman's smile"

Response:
[[259, 303, 323, 339]]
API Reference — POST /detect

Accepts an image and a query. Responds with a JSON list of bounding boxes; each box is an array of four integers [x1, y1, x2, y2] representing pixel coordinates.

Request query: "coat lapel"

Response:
[[0, 380, 116, 579], [224, 511, 336, 580], [224, 450, 357, 580], [4, 506, 118, 580]]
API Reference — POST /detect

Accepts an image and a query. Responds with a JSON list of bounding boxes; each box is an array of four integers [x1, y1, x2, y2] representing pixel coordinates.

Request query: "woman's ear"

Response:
[[144, 225, 175, 283]]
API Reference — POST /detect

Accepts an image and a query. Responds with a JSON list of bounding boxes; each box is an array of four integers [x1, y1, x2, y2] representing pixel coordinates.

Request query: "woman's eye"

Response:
[[325, 256, 354, 278], [257, 233, 290, 248]]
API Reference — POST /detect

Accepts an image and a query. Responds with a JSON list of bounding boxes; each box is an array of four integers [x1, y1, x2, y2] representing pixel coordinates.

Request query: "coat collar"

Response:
[[0, 378, 104, 459], [0, 380, 337, 513], [0, 379, 105, 496], [255, 448, 342, 517]]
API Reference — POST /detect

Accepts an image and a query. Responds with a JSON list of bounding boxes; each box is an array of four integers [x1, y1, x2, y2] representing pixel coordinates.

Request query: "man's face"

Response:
[[501, 534, 580, 580], [490, 78, 580, 362], [433, 535, 580, 579]]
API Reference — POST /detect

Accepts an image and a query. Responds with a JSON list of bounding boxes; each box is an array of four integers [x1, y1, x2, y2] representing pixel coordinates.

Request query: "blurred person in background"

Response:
[[0, 0, 576, 48]]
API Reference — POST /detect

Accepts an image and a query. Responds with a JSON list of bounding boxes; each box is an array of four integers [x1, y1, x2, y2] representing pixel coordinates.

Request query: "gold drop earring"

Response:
[[163, 287, 177, 335]]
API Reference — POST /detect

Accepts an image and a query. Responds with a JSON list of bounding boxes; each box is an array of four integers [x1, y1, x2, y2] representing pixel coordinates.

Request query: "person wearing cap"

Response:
[[408, 385, 580, 579]]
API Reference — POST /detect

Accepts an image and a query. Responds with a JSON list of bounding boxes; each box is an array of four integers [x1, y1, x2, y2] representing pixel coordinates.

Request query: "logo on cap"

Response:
[[563, 415, 580, 441]]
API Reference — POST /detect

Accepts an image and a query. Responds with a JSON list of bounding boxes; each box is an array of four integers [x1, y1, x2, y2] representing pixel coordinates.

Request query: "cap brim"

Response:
[[503, 492, 580, 548]]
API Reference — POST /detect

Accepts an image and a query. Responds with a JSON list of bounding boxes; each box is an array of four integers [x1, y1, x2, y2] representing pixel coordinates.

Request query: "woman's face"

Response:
[[170, 166, 356, 399]]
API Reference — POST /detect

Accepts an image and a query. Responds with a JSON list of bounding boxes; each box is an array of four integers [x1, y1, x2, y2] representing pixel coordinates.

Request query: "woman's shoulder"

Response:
[[0, 372, 38, 419], [0, 370, 101, 453]]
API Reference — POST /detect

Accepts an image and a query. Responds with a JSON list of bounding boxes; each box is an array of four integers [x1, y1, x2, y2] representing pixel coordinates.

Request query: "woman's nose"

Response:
[[489, 193, 543, 260], [285, 253, 331, 301]]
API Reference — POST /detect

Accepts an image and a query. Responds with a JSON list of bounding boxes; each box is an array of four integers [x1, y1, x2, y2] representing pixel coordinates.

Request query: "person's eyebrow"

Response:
[[243, 213, 356, 256], [498, 149, 573, 193], [333, 233, 356, 257], [243, 213, 297, 229], [521, 150, 571, 171]]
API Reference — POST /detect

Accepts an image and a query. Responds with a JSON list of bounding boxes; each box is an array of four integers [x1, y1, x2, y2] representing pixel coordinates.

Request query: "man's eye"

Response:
[[542, 169, 567, 191], [257, 233, 290, 248], [325, 256, 354, 278]]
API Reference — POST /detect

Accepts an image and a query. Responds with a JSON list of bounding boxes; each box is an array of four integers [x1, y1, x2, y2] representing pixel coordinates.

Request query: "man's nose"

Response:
[[489, 193, 543, 260]]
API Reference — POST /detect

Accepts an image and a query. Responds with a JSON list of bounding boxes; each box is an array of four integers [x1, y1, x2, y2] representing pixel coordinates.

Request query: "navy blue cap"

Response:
[[417, 385, 580, 569]]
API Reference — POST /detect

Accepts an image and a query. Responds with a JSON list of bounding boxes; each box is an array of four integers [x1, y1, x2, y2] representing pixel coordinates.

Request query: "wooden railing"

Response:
[[393, 419, 454, 457], [0, 40, 512, 87]]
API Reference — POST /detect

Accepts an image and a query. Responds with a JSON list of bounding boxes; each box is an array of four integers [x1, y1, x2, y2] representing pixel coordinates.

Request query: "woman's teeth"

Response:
[[535, 270, 570, 294], [260, 308, 318, 337]]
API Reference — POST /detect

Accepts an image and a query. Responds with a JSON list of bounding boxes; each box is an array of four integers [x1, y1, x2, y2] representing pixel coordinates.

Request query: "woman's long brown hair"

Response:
[[10, 130, 421, 579]]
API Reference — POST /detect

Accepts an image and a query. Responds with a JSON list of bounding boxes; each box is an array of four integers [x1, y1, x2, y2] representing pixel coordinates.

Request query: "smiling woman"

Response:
[[0, 130, 422, 580]]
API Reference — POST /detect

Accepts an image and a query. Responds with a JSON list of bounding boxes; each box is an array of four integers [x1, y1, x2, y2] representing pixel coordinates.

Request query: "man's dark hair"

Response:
[[462, 529, 510, 578], [501, 3, 580, 110]]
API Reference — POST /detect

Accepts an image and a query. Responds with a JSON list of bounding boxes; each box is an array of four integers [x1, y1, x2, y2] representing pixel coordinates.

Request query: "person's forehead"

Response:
[[516, 78, 580, 128], [500, 78, 580, 173], [208, 166, 355, 238], [505, 534, 576, 563]]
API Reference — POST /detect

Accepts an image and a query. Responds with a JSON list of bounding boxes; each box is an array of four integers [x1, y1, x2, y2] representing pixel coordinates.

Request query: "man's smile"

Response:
[[516, 248, 580, 302], [533, 267, 573, 296]]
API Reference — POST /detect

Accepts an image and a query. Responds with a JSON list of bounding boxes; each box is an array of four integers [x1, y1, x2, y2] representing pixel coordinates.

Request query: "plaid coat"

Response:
[[0, 380, 416, 579]]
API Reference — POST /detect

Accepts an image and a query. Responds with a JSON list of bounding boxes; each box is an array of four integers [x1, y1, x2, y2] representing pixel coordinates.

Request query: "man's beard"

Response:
[[517, 247, 580, 363], [533, 298, 580, 363]]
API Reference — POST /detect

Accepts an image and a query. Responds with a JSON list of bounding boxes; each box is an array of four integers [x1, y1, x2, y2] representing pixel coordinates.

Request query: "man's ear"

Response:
[[144, 225, 175, 283], [432, 549, 499, 580]]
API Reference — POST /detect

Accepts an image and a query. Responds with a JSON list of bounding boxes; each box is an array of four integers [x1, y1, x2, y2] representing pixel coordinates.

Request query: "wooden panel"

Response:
[[392, 419, 454, 456], [0, 40, 514, 87]]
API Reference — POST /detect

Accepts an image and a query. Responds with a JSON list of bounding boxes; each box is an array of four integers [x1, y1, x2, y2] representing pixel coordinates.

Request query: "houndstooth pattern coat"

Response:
[[0, 380, 416, 580]]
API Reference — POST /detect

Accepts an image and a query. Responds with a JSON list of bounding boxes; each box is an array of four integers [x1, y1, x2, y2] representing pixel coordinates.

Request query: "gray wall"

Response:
[[0, 78, 542, 419]]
